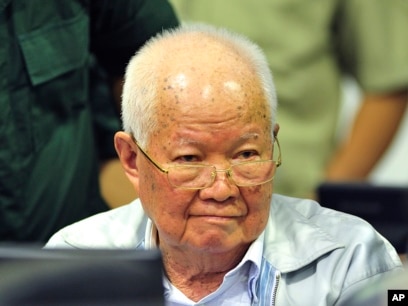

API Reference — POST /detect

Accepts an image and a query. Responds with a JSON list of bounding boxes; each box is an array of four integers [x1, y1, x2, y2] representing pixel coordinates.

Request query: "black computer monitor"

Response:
[[317, 182, 408, 254], [0, 245, 165, 306]]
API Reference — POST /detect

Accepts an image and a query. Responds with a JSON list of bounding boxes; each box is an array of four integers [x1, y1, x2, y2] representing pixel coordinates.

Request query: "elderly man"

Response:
[[46, 24, 402, 305]]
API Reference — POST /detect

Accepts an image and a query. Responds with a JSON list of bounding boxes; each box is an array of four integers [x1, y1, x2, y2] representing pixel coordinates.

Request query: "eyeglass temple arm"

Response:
[[274, 136, 282, 167], [130, 134, 169, 174]]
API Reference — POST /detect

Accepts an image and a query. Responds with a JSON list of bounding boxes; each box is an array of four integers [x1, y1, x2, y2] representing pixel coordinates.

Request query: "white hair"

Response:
[[121, 23, 278, 147]]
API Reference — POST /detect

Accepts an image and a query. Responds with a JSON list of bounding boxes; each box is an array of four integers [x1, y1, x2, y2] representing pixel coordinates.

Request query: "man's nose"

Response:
[[199, 169, 238, 202]]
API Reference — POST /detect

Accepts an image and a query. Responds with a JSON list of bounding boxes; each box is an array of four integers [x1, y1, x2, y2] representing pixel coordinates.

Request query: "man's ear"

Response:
[[273, 123, 280, 138], [114, 132, 140, 190]]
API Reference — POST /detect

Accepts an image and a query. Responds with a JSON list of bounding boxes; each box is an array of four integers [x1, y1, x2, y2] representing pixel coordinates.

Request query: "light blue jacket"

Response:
[[46, 194, 402, 305]]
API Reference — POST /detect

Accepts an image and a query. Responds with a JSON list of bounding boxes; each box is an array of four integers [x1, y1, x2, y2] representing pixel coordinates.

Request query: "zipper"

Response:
[[271, 271, 281, 306]]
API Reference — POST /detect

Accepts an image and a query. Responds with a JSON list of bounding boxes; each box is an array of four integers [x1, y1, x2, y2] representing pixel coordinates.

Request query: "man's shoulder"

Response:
[[264, 194, 402, 304], [272, 193, 381, 234], [46, 199, 148, 249], [267, 194, 402, 271]]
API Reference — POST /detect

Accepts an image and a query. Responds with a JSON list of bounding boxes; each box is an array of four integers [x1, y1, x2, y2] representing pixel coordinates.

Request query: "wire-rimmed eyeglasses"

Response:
[[132, 136, 281, 190]]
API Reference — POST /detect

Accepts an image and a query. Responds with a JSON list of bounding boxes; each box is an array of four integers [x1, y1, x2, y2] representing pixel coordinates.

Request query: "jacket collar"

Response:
[[263, 194, 344, 273]]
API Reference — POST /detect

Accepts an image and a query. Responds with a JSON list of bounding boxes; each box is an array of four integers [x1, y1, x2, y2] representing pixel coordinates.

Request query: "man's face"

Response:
[[135, 53, 274, 256]]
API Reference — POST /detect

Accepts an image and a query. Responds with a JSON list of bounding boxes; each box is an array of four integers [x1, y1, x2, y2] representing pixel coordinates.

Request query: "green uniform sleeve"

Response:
[[335, 0, 408, 92]]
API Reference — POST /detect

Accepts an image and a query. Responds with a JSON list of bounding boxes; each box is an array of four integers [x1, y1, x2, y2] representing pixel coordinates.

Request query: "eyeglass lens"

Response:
[[166, 160, 277, 189]]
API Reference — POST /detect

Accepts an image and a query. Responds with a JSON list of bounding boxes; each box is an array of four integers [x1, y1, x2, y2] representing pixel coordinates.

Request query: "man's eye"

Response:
[[176, 155, 199, 163], [237, 151, 259, 160]]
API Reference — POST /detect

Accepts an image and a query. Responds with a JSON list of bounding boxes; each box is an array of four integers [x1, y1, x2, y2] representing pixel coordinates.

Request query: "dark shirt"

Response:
[[0, 0, 178, 242]]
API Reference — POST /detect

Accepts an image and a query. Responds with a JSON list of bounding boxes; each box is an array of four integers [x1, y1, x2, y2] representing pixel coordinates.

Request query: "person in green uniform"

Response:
[[169, 0, 408, 198], [0, 0, 178, 242]]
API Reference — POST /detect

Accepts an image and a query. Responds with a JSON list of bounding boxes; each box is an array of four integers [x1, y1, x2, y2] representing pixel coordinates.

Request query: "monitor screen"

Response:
[[317, 182, 408, 254], [0, 245, 165, 306]]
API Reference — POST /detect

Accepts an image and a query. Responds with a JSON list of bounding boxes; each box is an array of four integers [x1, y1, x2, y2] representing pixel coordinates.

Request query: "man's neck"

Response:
[[160, 245, 249, 301]]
